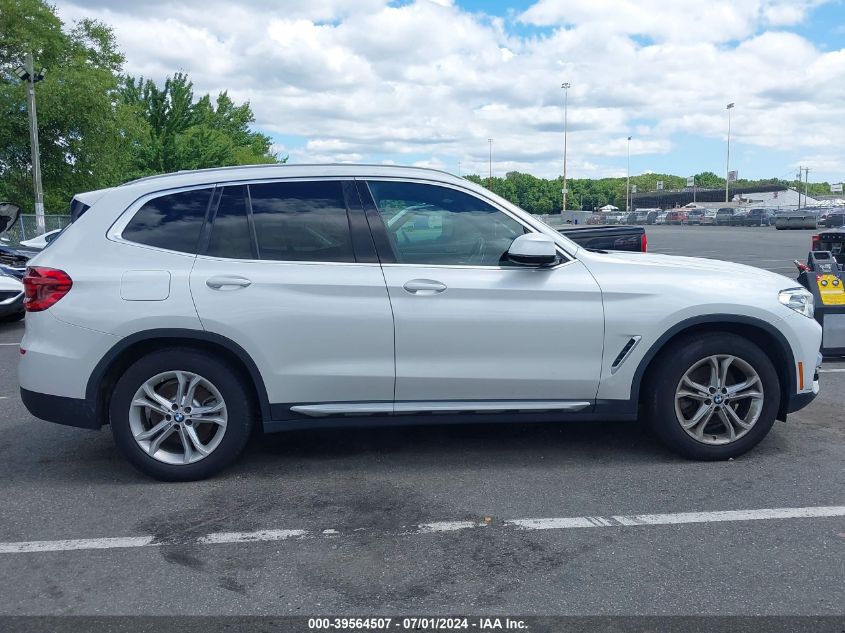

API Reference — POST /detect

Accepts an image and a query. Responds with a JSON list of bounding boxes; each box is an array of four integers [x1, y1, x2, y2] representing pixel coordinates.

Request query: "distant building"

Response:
[[632, 185, 820, 210]]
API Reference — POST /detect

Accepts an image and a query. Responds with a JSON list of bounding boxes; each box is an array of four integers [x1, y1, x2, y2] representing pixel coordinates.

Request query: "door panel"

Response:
[[190, 180, 394, 409], [360, 179, 604, 403], [191, 259, 395, 405], [380, 262, 604, 401]]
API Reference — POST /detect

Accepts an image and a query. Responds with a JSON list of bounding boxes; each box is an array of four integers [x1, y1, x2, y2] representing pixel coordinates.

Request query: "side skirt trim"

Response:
[[290, 400, 592, 417]]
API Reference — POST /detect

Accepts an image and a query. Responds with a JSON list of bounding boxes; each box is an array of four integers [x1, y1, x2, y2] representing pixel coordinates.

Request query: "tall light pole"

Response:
[[626, 135, 632, 212], [561, 82, 571, 213], [725, 102, 735, 203], [487, 138, 493, 188], [14, 53, 47, 234]]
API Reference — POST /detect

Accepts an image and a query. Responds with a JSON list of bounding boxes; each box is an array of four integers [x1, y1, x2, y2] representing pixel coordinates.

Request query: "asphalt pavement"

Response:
[[0, 225, 842, 617]]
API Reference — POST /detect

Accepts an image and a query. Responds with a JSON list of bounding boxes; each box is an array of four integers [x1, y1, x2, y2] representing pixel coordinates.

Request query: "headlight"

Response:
[[778, 288, 814, 319]]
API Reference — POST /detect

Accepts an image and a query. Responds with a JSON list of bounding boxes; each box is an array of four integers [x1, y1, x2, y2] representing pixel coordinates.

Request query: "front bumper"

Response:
[[785, 353, 822, 414]]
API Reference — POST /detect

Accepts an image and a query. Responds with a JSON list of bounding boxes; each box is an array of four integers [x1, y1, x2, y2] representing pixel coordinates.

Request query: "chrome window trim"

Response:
[[109, 178, 359, 260], [379, 259, 576, 272], [194, 254, 381, 267], [107, 182, 217, 255], [108, 175, 577, 265]]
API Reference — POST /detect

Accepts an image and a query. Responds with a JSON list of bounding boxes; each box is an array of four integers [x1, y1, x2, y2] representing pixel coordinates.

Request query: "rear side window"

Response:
[[70, 197, 90, 222], [249, 181, 354, 262], [207, 186, 254, 259], [123, 188, 212, 253]]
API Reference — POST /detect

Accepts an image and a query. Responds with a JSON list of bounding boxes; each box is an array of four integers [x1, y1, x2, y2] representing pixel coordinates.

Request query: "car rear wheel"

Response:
[[110, 348, 254, 481], [645, 333, 781, 460]]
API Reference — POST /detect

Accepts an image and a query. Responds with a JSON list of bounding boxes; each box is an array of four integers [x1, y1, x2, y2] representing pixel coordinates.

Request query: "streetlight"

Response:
[[725, 102, 735, 203], [626, 136, 632, 212], [15, 53, 47, 235], [561, 82, 571, 213], [487, 138, 493, 187]]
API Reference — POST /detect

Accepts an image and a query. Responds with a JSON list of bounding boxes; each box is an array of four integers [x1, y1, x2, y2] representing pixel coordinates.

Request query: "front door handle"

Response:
[[403, 279, 447, 295], [206, 275, 252, 290]]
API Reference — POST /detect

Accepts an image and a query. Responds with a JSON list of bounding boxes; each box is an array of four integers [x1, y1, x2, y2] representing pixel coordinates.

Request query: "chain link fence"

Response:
[[1, 214, 71, 247]]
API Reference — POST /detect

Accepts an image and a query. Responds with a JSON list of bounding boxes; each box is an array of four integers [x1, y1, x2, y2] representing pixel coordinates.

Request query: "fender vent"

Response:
[[611, 336, 641, 374]]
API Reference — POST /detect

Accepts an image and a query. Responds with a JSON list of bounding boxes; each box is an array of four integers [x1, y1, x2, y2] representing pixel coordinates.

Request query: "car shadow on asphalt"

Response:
[[240, 418, 678, 471]]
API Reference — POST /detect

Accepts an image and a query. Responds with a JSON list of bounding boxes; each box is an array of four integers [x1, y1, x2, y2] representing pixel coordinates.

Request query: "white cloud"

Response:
[[51, 0, 845, 180]]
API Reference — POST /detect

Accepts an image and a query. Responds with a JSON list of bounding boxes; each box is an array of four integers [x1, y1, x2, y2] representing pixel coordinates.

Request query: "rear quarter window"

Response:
[[122, 188, 212, 253]]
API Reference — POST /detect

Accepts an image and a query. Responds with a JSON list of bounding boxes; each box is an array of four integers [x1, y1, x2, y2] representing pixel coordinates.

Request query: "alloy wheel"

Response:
[[128, 370, 228, 465], [674, 354, 764, 445]]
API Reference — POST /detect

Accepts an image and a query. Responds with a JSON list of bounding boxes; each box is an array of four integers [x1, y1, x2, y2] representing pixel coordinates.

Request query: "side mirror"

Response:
[[507, 233, 558, 267]]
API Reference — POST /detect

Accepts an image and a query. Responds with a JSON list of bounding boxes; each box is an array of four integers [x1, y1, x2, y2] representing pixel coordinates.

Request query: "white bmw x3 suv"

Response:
[[19, 165, 822, 480]]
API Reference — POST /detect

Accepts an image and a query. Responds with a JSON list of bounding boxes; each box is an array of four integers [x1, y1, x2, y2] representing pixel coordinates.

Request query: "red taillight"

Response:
[[23, 267, 73, 312], [811, 234, 820, 251], [641, 233, 648, 252]]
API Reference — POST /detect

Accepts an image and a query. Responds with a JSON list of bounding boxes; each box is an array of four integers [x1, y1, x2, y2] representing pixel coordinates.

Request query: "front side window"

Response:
[[367, 181, 526, 266], [123, 188, 212, 253], [249, 181, 354, 262]]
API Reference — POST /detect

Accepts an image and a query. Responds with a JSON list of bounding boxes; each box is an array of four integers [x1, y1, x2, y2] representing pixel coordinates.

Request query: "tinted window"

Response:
[[207, 186, 254, 259], [123, 188, 212, 253], [249, 181, 354, 262], [367, 181, 526, 266]]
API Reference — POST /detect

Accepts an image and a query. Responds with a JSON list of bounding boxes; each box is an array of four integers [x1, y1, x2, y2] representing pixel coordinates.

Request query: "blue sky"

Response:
[[56, 0, 845, 184]]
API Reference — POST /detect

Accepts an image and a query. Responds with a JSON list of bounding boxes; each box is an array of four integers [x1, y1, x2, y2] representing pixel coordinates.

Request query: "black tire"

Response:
[[644, 332, 781, 460], [110, 347, 254, 481]]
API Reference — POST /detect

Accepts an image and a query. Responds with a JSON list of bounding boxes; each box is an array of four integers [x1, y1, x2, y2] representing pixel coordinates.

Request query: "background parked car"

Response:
[[715, 208, 735, 226], [0, 272, 24, 322], [654, 212, 668, 225], [701, 209, 718, 225], [730, 209, 749, 226], [665, 210, 688, 225], [19, 228, 63, 251], [586, 213, 607, 225], [821, 209, 845, 228], [687, 209, 705, 225], [744, 208, 774, 227], [632, 208, 659, 224], [775, 209, 818, 230]]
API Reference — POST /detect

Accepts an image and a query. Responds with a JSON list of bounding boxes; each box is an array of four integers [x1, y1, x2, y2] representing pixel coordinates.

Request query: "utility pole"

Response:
[[725, 102, 734, 203], [561, 82, 571, 213], [16, 53, 46, 234], [804, 167, 810, 207], [797, 167, 803, 208], [487, 139, 493, 188], [626, 136, 632, 213]]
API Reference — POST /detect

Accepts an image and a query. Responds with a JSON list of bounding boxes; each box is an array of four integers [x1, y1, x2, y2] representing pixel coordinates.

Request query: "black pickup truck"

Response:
[[557, 224, 647, 252]]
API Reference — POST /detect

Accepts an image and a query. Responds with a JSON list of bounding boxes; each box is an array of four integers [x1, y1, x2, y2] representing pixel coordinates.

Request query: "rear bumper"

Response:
[[20, 388, 100, 430]]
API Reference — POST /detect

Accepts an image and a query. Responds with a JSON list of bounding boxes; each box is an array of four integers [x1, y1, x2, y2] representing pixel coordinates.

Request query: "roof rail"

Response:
[[119, 163, 461, 187]]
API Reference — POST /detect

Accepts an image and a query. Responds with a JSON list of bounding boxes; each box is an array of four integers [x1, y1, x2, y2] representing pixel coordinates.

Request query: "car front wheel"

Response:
[[645, 333, 781, 460], [110, 348, 254, 481]]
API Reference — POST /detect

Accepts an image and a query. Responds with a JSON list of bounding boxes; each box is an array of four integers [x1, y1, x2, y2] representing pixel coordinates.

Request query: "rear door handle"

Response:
[[206, 275, 252, 290], [403, 279, 447, 295]]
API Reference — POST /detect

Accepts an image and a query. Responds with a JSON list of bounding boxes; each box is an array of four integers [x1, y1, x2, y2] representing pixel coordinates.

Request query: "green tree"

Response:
[[120, 73, 283, 177], [0, 0, 145, 212]]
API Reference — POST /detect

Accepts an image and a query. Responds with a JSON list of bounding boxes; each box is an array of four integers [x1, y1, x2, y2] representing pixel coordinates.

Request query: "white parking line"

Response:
[[0, 343, 21, 346], [0, 505, 842, 555], [818, 368, 845, 373]]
